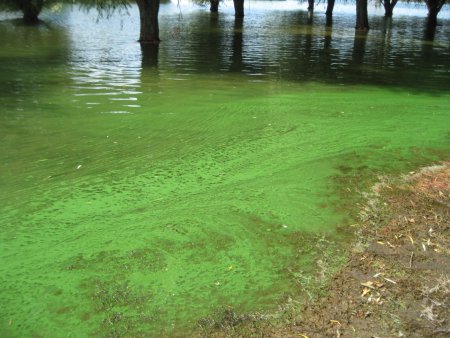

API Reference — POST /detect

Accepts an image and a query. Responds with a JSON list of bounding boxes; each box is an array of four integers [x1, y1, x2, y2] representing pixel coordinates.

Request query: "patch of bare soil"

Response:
[[274, 162, 450, 338], [198, 162, 449, 338]]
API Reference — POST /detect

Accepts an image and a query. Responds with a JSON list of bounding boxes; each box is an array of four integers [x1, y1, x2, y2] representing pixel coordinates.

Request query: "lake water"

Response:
[[0, 1, 449, 336]]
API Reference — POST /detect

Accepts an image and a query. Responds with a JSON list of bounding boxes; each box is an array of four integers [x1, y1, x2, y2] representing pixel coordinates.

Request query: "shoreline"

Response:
[[201, 161, 449, 337]]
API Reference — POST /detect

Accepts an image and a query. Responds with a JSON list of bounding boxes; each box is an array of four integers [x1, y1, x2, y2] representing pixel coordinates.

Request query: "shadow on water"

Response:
[[230, 18, 243, 72], [158, 8, 450, 93], [0, 19, 69, 102], [140, 43, 159, 68]]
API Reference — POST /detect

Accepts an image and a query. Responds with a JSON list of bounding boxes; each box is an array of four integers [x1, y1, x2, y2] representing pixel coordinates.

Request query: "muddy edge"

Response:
[[199, 162, 450, 338]]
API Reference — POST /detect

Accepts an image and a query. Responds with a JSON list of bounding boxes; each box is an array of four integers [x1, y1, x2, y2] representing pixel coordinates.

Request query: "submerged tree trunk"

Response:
[[19, 0, 43, 24], [381, 0, 398, 17], [233, 0, 244, 18], [210, 0, 219, 12], [425, 0, 446, 27], [355, 0, 369, 30], [136, 0, 160, 44]]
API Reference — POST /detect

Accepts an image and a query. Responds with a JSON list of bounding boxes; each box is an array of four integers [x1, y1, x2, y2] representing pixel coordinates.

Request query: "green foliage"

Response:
[[0, 0, 131, 21], [70, 0, 130, 14], [0, 0, 44, 12]]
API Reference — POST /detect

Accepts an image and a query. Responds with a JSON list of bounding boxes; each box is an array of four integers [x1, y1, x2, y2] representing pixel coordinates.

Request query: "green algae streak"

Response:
[[1, 3, 449, 337]]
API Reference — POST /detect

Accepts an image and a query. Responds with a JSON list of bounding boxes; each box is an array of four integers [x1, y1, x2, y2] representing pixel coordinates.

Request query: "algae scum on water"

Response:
[[1, 2, 450, 337]]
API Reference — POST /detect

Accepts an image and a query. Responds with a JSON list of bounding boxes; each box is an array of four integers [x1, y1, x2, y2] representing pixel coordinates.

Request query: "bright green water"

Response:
[[1, 2, 449, 337]]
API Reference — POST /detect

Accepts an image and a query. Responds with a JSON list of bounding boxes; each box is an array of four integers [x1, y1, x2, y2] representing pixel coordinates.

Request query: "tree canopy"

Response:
[[0, 0, 50, 23]]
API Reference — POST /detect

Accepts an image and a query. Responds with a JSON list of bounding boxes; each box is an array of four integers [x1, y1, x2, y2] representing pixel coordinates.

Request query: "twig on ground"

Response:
[[383, 277, 397, 285]]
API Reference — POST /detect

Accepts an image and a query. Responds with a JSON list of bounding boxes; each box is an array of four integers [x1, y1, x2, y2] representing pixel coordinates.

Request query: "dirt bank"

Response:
[[200, 162, 449, 337], [274, 162, 450, 338]]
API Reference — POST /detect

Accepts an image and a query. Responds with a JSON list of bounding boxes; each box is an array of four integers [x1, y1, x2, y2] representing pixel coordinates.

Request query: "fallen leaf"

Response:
[[361, 281, 375, 289]]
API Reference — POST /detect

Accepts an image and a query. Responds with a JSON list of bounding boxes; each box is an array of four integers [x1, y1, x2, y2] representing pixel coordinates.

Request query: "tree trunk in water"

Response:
[[424, 18, 436, 41], [425, 0, 446, 27], [210, 0, 219, 12], [384, 6, 393, 18], [136, 0, 160, 44], [20, 0, 43, 24], [307, 0, 314, 12], [355, 0, 369, 30], [326, 0, 335, 16], [382, 0, 398, 17], [233, 0, 244, 18]]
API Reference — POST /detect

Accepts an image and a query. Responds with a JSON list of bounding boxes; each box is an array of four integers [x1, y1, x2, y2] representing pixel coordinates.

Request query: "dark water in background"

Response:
[[0, 1, 449, 336]]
